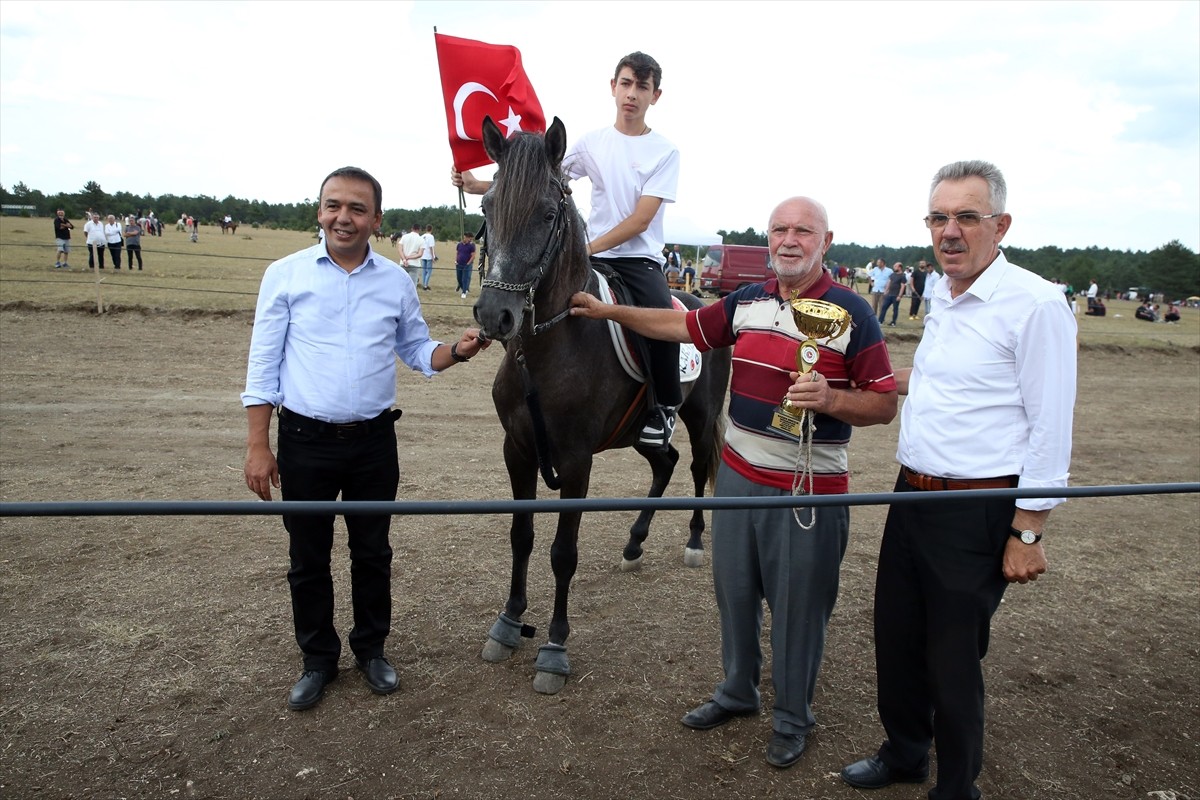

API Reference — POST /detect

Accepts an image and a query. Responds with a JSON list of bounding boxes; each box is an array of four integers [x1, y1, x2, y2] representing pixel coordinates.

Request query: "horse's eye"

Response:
[[543, 210, 556, 223]]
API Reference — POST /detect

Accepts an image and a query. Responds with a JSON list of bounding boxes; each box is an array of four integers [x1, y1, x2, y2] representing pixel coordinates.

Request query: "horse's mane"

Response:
[[491, 132, 564, 233]]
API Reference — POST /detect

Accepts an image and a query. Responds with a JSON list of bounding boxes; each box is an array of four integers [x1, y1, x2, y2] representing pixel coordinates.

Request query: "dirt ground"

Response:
[[0, 307, 1197, 800]]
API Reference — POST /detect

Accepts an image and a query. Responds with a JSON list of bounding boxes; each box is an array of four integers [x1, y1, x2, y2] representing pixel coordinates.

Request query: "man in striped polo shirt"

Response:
[[570, 195, 897, 769]]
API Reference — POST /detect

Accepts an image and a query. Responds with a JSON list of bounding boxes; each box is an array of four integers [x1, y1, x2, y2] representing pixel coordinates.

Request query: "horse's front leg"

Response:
[[482, 437, 538, 663], [533, 467, 590, 694], [620, 443, 679, 572]]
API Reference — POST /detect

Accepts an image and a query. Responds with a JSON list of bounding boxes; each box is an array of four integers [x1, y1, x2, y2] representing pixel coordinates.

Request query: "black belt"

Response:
[[278, 406, 401, 439]]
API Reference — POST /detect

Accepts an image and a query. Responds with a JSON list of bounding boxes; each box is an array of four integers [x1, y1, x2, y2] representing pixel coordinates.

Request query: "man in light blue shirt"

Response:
[[242, 166, 489, 712]]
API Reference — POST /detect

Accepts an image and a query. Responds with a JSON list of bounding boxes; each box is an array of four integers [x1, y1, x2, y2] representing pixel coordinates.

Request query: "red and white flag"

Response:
[[435, 33, 546, 171]]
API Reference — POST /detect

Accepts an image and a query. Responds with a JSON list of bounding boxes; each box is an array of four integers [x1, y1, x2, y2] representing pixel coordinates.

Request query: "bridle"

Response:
[[479, 177, 578, 335]]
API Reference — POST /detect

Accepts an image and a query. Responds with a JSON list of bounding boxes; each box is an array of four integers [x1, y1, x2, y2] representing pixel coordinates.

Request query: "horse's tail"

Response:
[[706, 415, 725, 493]]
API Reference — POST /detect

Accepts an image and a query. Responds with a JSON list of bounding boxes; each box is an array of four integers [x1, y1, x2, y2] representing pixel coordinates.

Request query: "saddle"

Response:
[[593, 270, 703, 385]]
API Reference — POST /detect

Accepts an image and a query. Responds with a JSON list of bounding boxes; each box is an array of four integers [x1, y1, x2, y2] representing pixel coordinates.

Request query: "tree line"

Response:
[[714, 227, 1199, 300], [0, 181, 484, 245], [3, 181, 1195, 298]]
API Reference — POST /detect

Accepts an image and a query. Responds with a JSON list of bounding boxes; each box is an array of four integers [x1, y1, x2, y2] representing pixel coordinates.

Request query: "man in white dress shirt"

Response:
[[242, 166, 488, 711], [841, 160, 1077, 800]]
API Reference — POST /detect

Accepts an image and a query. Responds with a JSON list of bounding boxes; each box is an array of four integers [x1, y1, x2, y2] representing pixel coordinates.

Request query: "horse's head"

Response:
[[472, 116, 585, 343]]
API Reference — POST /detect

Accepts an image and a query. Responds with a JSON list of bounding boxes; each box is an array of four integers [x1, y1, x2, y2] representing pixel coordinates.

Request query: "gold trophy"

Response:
[[768, 298, 852, 441]]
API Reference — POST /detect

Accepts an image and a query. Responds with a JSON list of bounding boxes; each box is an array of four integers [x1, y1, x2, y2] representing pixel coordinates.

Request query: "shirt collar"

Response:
[[317, 240, 379, 275], [962, 248, 1010, 302]]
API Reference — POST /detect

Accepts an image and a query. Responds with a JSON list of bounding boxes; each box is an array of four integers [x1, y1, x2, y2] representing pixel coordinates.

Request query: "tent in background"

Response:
[[664, 211, 722, 268]]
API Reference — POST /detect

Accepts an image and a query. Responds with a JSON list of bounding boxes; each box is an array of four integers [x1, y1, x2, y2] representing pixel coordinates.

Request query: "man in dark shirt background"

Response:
[[53, 209, 74, 270]]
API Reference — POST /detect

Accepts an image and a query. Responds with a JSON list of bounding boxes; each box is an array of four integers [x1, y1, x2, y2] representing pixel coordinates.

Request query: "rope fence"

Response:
[[3, 483, 1195, 518]]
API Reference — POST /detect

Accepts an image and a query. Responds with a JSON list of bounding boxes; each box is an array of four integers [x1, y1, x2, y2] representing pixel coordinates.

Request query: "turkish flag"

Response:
[[435, 33, 546, 171]]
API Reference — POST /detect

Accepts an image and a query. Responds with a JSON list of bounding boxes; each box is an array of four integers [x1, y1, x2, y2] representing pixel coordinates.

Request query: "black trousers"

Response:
[[126, 244, 142, 270], [874, 469, 1013, 800], [593, 256, 682, 407], [107, 241, 123, 267], [277, 409, 400, 672], [88, 244, 106, 269]]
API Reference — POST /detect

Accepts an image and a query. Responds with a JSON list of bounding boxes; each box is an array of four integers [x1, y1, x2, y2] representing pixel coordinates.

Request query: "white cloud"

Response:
[[0, 0, 1195, 252]]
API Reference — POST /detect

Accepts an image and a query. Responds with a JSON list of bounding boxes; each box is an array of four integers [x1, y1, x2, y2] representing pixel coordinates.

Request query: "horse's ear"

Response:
[[545, 117, 567, 170], [482, 116, 507, 164]]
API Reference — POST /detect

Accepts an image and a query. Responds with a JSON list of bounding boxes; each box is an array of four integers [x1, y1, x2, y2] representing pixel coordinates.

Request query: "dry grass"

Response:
[[2, 215, 1197, 351]]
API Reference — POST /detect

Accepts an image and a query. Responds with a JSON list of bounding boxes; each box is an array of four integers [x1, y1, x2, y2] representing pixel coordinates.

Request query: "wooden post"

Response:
[[94, 265, 105, 314]]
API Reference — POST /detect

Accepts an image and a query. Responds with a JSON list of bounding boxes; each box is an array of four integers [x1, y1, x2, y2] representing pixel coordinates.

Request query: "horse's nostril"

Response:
[[498, 309, 515, 337]]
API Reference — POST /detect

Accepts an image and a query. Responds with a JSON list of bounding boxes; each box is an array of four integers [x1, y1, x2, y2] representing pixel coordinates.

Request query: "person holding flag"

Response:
[[449, 50, 682, 450]]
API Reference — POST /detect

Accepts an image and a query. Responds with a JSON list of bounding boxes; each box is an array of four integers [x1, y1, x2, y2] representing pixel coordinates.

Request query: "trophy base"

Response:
[[768, 408, 805, 443]]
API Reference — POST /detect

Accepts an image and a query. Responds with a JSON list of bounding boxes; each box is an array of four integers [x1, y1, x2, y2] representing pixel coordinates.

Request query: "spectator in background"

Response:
[[399, 223, 423, 286], [869, 258, 890, 316], [124, 215, 143, 271], [921, 261, 940, 317], [682, 258, 696, 292], [455, 232, 476, 299], [1164, 303, 1180, 323], [877, 262, 907, 327], [84, 212, 107, 269], [104, 214, 124, 268], [665, 256, 681, 287], [420, 224, 436, 290], [907, 260, 928, 319], [53, 209, 74, 270]]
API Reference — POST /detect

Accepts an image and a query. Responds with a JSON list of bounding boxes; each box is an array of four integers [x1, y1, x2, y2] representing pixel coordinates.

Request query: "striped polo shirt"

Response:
[[685, 271, 896, 493]]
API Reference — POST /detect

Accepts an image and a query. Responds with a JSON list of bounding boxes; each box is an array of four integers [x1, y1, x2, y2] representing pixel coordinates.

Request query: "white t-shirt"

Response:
[[84, 219, 106, 245], [563, 125, 679, 265], [421, 232, 435, 260], [399, 231, 423, 264]]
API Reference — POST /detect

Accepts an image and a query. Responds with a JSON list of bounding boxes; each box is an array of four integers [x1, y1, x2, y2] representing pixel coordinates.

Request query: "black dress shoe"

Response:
[[356, 657, 400, 695], [765, 731, 807, 768], [680, 700, 755, 730], [288, 669, 336, 711], [840, 755, 928, 789]]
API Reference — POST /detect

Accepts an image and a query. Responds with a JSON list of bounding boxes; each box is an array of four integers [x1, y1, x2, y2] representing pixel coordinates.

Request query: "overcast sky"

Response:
[[1, 0, 1197, 252]]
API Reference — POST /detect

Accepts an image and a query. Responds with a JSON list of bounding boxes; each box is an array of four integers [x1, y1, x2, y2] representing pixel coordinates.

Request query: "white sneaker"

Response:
[[461, 292, 467, 298], [639, 407, 677, 448]]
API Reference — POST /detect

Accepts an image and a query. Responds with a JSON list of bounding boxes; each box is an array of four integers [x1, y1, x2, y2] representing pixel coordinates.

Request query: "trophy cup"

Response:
[[768, 298, 851, 441]]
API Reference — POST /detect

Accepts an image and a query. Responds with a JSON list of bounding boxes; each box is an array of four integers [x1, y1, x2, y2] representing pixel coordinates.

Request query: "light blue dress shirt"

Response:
[[241, 242, 440, 422]]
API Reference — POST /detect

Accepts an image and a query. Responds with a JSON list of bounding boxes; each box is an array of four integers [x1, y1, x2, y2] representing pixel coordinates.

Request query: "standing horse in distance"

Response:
[[471, 116, 732, 694], [220, 218, 238, 235]]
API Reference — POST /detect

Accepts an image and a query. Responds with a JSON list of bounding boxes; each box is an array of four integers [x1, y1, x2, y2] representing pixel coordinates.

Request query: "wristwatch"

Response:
[[1010, 527, 1042, 545], [450, 342, 471, 363]]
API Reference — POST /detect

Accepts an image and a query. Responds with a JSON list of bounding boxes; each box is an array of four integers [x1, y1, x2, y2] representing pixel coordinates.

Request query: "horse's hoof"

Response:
[[533, 670, 567, 694], [683, 547, 705, 568], [619, 555, 644, 572], [481, 639, 515, 663]]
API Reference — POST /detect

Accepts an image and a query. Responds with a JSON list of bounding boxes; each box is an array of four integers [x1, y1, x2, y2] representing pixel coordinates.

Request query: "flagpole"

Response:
[[435, 25, 467, 242]]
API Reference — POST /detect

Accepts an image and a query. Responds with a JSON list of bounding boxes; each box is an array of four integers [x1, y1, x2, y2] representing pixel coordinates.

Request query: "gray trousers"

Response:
[[709, 464, 849, 735]]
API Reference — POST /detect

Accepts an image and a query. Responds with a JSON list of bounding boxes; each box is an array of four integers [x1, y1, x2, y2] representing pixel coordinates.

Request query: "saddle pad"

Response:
[[593, 271, 703, 384]]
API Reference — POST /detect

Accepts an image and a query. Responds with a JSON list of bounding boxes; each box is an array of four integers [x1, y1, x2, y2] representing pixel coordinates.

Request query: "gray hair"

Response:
[[930, 160, 1006, 213]]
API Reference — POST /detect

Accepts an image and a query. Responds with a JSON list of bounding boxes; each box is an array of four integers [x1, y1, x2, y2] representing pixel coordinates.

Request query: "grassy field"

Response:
[[2, 215, 1197, 350]]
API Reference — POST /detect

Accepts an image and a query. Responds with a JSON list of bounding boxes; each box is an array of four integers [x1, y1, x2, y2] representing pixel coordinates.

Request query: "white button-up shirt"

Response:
[[897, 250, 1077, 510], [241, 242, 440, 422]]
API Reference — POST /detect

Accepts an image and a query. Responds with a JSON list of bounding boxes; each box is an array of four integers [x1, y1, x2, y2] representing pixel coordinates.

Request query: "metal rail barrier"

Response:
[[2, 483, 1195, 518]]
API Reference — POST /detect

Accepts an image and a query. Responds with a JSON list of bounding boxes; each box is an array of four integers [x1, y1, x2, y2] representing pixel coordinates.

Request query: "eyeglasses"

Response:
[[923, 213, 1002, 229]]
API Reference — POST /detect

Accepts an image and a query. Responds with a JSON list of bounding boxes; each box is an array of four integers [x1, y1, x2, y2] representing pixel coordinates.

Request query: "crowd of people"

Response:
[[50, 208, 206, 271]]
